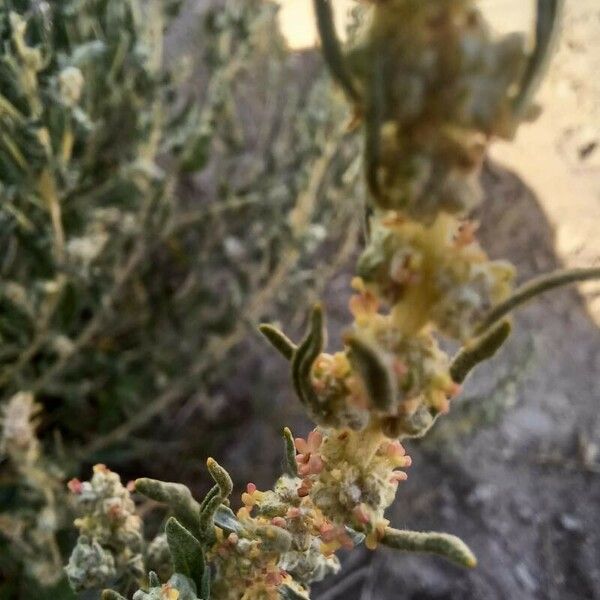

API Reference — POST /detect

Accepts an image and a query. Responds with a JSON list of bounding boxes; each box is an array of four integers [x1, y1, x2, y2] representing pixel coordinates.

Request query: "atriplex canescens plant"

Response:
[[0, 0, 359, 592], [65, 1, 600, 599]]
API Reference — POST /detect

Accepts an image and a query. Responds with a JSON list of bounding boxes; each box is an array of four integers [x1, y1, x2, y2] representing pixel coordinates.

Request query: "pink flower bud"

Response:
[[67, 478, 83, 494]]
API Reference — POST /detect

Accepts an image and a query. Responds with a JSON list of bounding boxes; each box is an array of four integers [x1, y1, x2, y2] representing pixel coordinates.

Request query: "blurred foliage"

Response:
[[421, 337, 536, 455], [0, 0, 360, 596]]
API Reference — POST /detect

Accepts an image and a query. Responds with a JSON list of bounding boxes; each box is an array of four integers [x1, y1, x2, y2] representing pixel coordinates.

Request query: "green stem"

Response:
[[364, 47, 385, 202], [477, 267, 600, 334], [313, 0, 362, 105]]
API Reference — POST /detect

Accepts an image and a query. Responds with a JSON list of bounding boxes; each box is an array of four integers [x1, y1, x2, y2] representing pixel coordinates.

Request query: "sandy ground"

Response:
[[489, 0, 600, 319]]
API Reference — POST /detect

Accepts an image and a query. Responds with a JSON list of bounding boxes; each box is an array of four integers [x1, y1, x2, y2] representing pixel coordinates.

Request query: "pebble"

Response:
[[559, 513, 582, 533]]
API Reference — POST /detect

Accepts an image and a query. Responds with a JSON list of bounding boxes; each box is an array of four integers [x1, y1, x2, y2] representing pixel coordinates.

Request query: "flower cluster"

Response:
[[347, 0, 529, 220], [357, 213, 515, 339], [295, 429, 411, 547], [255, 0, 535, 569], [132, 573, 201, 600], [65, 464, 145, 592], [210, 473, 340, 599]]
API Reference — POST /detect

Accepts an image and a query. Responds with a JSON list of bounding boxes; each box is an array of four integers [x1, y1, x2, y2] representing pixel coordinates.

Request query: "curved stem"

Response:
[[477, 266, 600, 334], [313, 0, 362, 106], [513, 0, 564, 118]]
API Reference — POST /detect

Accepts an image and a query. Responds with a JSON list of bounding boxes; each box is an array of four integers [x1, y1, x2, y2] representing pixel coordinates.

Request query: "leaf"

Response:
[[201, 567, 211, 600], [282, 427, 298, 477], [213, 505, 243, 534], [291, 304, 327, 419], [258, 323, 296, 361], [381, 527, 477, 568], [165, 517, 206, 590], [450, 320, 512, 384], [513, 0, 564, 118], [180, 131, 212, 173], [206, 457, 233, 498], [345, 331, 396, 412], [135, 479, 201, 535]]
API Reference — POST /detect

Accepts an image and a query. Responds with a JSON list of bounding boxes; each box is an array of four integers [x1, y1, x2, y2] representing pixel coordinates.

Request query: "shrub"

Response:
[[66, 1, 600, 599], [0, 0, 358, 595]]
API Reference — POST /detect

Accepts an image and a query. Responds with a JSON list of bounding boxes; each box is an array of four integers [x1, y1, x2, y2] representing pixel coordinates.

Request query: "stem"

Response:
[[313, 0, 362, 106], [477, 267, 600, 334], [513, 0, 564, 118], [364, 48, 385, 202]]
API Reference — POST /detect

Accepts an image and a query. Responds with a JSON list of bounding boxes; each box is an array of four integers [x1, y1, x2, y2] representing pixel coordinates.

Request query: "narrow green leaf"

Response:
[[213, 505, 243, 534], [513, 0, 564, 118], [292, 304, 327, 421], [450, 320, 512, 384], [346, 332, 396, 411], [282, 427, 298, 477], [135, 478, 201, 535], [198, 485, 220, 515], [201, 567, 211, 600], [312, 0, 361, 105], [165, 517, 206, 590], [381, 527, 477, 568], [180, 131, 211, 173], [206, 457, 233, 498], [258, 323, 296, 361]]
